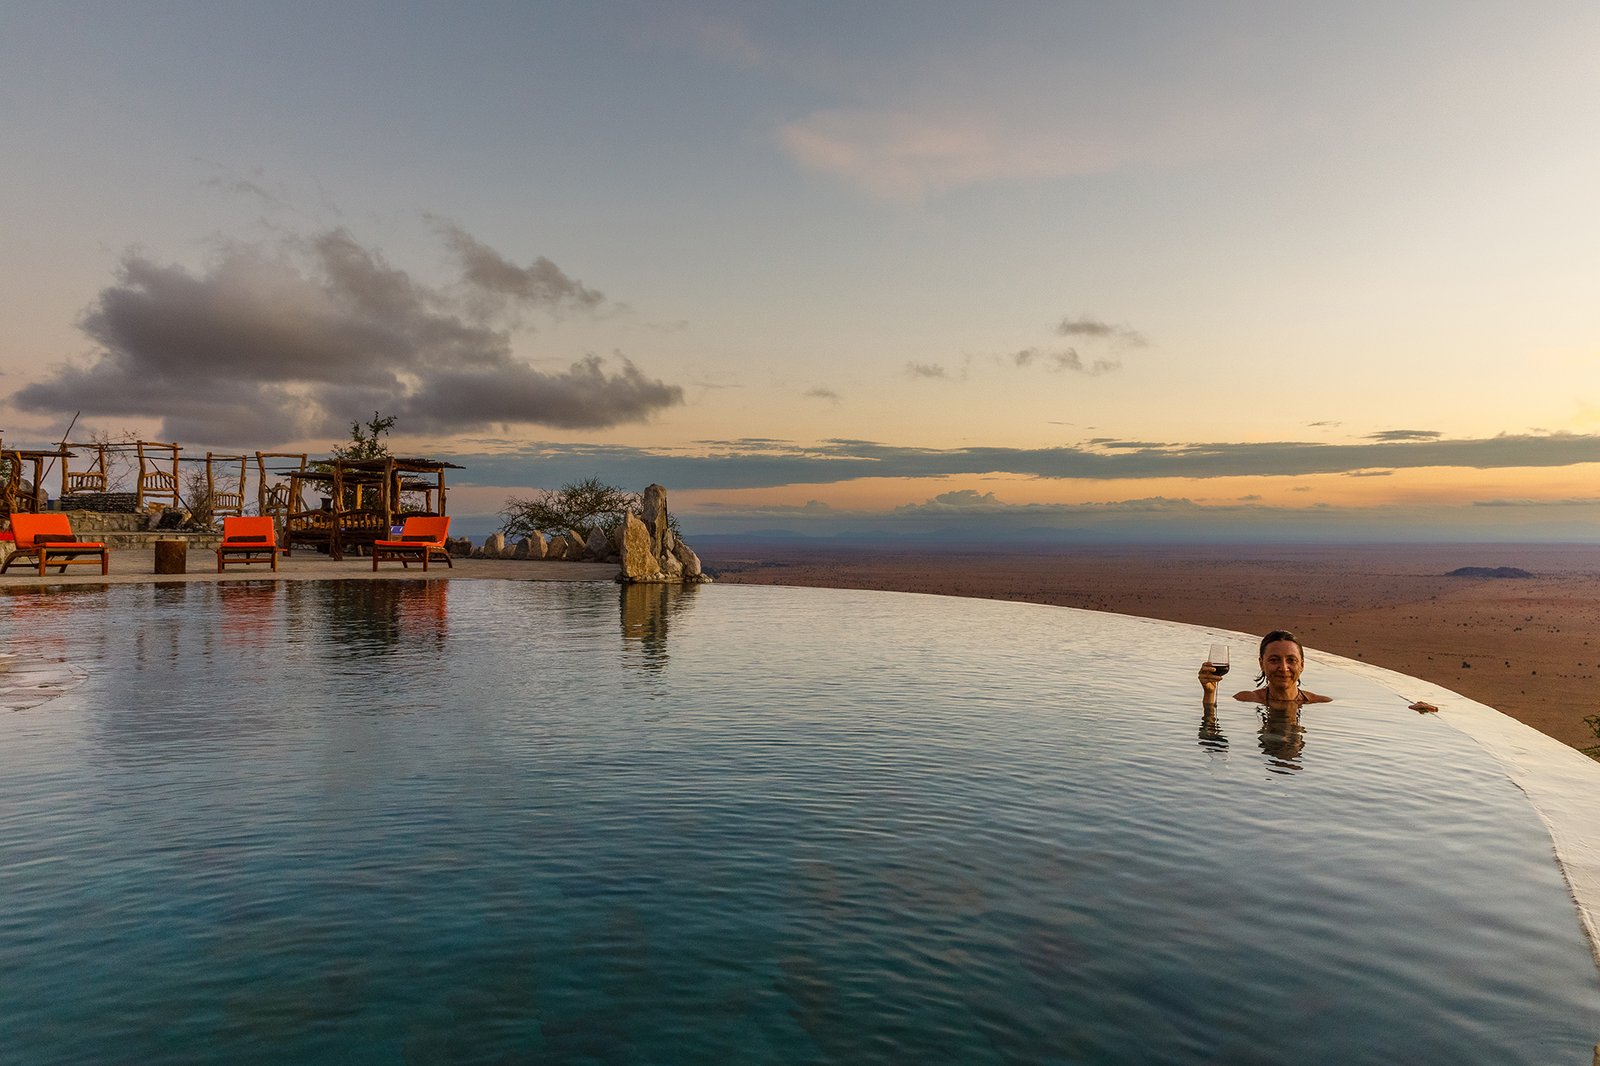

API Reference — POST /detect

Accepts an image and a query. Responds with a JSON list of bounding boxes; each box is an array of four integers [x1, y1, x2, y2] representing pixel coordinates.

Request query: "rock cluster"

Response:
[[617, 484, 707, 585], [457, 485, 706, 585]]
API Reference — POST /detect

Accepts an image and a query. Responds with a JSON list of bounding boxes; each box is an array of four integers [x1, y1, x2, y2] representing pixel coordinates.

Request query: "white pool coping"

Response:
[[1304, 646, 1600, 972]]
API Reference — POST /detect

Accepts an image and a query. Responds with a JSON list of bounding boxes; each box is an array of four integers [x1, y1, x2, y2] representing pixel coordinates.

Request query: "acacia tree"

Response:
[[332, 412, 397, 462], [500, 477, 640, 540]]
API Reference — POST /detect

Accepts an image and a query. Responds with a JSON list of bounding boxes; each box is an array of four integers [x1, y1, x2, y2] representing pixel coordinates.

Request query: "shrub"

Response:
[[500, 477, 640, 540]]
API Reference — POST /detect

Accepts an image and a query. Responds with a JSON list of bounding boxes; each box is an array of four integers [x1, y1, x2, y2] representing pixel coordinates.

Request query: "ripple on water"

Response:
[[0, 580, 1597, 1065]]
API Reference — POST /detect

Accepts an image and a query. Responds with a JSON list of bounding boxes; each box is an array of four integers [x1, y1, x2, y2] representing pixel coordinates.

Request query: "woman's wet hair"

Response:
[[1255, 630, 1304, 684]]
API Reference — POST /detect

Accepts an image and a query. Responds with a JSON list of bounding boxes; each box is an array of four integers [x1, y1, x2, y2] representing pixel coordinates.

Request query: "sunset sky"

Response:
[[4, 2, 1598, 540]]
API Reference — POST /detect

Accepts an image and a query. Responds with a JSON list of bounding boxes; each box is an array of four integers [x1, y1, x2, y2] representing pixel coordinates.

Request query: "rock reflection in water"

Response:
[[619, 581, 701, 671]]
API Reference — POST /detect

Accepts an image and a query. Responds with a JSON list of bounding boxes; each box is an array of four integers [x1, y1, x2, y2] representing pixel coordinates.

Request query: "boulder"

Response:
[[566, 529, 590, 560], [528, 531, 548, 559], [659, 550, 684, 580], [546, 534, 568, 560], [447, 536, 473, 558], [512, 537, 532, 560], [671, 539, 704, 580], [586, 527, 611, 560], [482, 532, 507, 559], [618, 512, 664, 582], [640, 484, 668, 556]]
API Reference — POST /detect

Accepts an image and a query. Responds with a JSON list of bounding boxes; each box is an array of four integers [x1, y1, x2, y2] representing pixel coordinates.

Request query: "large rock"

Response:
[[640, 484, 668, 556], [481, 532, 507, 559], [585, 527, 611, 561], [546, 534, 568, 560], [527, 531, 548, 559], [618, 512, 664, 582], [671, 539, 704, 579], [566, 529, 590, 560], [512, 537, 533, 560], [658, 550, 684, 580]]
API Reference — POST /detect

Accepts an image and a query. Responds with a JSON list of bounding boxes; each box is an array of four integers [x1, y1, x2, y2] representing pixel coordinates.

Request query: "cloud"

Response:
[[1472, 497, 1600, 507], [804, 386, 841, 402], [905, 362, 947, 379], [911, 489, 1003, 511], [1367, 429, 1441, 442], [1055, 316, 1147, 349], [447, 432, 1600, 493], [1344, 469, 1395, 477], [12, 227, 682, 446], [1011, 347, 1118, 375], [433, 220, 607, 317], [777, 108, 1068, 201], [774, 101, 1227, 202], [1088, 439, 1172, 449]]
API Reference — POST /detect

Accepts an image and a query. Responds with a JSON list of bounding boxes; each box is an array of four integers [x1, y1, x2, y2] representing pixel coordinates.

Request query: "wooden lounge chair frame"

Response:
[[1, 513, 110, 577], [256, 452, 307, 525], [216, 515, 281, 573], [60, 442, 108, 497], [372, 516, 453, 572], [137, 441, 181, 510], [206, 453, 247, 519]]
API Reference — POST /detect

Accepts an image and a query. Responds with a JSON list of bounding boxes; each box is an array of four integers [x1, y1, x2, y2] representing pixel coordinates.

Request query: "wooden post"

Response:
[[154, 539, 187, 575]]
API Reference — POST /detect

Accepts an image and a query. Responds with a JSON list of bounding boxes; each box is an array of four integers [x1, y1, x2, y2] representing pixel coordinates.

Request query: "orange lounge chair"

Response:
[[372, 516, 452, 572], [1, 513, 110, 577], [215, 516, 281, 573]]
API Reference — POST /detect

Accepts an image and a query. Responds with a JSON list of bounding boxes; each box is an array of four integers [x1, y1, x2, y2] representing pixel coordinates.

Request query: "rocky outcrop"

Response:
[[619, 513, 663, 581], [618, 485, 710, 585], [671, 539, 704, 580], [641, 484, 668, 555]]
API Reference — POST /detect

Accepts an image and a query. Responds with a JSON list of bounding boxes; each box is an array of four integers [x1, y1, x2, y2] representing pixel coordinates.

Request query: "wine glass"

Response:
[[1208, 643, 1231, 678]]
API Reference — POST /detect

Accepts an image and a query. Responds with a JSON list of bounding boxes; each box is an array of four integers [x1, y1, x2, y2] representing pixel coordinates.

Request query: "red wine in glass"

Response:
[[1208, 643, 1230, 677]]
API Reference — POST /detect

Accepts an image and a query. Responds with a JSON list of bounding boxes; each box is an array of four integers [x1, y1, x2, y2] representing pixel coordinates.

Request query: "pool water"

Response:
[[1, 580, 1597, 1064]]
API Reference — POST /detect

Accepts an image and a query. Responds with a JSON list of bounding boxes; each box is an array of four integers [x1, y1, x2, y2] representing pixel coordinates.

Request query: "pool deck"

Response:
[[0, 547, 619, 587]]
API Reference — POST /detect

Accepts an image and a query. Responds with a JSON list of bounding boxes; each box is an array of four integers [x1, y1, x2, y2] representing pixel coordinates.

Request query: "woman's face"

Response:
[[1260, 639, 1304, 688]]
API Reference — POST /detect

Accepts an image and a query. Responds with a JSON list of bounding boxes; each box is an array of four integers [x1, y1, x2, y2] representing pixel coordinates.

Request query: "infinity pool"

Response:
[[1, 580, 1597, 1064]]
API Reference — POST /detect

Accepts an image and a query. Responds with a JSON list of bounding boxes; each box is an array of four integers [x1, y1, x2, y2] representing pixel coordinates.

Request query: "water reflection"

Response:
[[1198, 706, 1228, 753], [1258, 704, 1307, 773], [618, 582, 701, 671], [215, 582, 281, 652], [1196, 699, 1307, 773], [307, 580, 450, 658]]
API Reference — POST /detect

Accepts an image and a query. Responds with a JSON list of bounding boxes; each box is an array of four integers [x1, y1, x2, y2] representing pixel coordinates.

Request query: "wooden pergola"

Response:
[[280, 456, 461, 560]]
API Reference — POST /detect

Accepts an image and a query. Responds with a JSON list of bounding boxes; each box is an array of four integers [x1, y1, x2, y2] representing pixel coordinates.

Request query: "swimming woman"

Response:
[[1198, 630, 1331, 707], [1198, 630, 1438, 712]]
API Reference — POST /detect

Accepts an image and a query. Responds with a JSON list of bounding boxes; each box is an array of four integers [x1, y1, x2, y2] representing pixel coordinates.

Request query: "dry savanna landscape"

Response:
[[701, 540, 1600, 754]]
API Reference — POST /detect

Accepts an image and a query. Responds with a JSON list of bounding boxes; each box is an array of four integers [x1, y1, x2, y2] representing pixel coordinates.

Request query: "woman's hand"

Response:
[[1198, 662, 1223, 701]]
